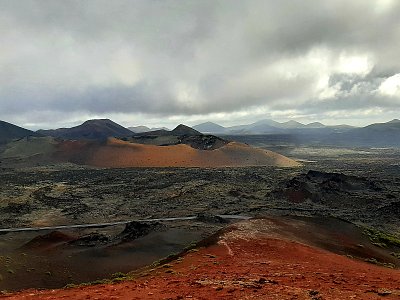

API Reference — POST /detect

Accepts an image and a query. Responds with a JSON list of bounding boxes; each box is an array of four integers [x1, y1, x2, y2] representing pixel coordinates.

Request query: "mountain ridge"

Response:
[[128, 126, 170, 133], [0, 120, 42, 144], [2, 118, 400, 147], [37, 119, 133, 140]]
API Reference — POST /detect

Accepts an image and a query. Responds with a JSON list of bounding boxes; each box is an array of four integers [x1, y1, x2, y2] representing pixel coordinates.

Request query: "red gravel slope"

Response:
[[53, 138, 300, 168], [3, 218, 400, 300]]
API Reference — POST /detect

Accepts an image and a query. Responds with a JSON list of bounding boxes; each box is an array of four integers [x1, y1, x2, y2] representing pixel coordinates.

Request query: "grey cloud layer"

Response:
[[0, 0, 399, 124]]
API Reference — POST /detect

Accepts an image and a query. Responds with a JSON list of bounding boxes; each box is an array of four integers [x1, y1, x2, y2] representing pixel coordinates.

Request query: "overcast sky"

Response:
[[1, 0, 399, 130]]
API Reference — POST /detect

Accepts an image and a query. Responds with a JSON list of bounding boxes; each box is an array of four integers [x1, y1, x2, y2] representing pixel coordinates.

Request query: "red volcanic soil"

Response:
[[20, 231, 76, 251], [4, 218, 399, 300], [53, 138, 300, 168]]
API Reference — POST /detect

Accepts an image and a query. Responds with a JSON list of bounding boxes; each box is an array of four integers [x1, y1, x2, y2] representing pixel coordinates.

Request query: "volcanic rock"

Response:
[[118, 221, 165, 242]]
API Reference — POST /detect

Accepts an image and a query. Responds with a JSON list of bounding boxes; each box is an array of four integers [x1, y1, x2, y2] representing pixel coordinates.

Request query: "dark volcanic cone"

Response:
[[21, 231, 76, 251], [118, 221, 165, 243]]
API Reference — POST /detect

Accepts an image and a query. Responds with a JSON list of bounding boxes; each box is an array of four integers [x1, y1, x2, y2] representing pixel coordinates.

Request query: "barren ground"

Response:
[[0, 142, 399, 296], [4, 217, 400, 300]]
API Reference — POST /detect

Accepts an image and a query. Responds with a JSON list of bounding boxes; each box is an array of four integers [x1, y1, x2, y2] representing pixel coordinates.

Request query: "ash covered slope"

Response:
[[54, 138, 300, 168], [38, 119, 133, 140], [2, 122, 300, 168], [0, 120, 41, 144]]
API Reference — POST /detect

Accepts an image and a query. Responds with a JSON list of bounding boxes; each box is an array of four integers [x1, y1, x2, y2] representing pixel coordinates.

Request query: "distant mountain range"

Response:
[[193, 119, 354, 134], [128, 125, 170, 133], [193, 119, 400, 147], [0, 118, 400, 147], [328, 119, 400, 147]]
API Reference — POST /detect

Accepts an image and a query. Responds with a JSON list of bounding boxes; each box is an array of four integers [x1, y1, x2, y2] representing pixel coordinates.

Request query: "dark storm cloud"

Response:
[[0, 0, 399, 127]]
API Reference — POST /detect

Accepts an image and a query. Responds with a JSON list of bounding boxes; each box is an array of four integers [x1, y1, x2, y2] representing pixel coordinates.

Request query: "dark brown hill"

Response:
[[171, 124, 202, 136], [130, 124, 227, 150], [37, 119, 133, 140], [0, 120, 41, 144]]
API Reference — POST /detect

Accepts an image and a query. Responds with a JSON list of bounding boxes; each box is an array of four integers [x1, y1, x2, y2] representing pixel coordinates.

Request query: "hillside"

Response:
[[193, 122, 227, 133], [54, 138, 300, 168], [132, 124, 200, 137], [38, 119, 133, 140], [6, 217, 400, 300], [128, 125, 151, 133], [327, 119, 400, 147], [170, 124, 202, 136], [128, 124, 228, 150], [128, 126, 169, 133], [279, 120, 306, 129], [193, 119, 334, 135], [1, 134, 300, 168], [192, 119, 400, 147], [0, 120, 41, 144], [305, 121, 326, 128]]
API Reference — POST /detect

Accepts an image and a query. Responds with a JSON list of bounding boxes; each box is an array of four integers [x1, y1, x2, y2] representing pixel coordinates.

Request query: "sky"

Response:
[[0, 0, 400, 130]]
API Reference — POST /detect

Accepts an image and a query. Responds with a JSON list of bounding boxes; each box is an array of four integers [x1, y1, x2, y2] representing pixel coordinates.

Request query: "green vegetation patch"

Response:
[[390, 252, 400, 259], [364, 258, 395, 269], [363, 227, 400, 249]]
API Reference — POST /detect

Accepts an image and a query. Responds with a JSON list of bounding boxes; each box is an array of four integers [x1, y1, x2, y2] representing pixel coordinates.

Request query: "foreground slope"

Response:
[[6, 217, 400, 300], [54, 138, 300, 167]]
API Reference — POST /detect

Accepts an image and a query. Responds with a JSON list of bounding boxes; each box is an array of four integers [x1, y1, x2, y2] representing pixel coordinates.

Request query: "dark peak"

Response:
[[0, 120, 21, 127], [82, 119, 114, 125], [171, 124, 202, 136], [37, 118, 132, 140], [174, 124, 190, 129], [0, 120, 33, 132], [388, 119, 400, 123], [0, 120, 40, 144]]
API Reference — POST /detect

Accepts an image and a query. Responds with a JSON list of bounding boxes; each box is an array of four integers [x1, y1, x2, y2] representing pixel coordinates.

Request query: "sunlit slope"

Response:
[[54, 138, 300, 168]]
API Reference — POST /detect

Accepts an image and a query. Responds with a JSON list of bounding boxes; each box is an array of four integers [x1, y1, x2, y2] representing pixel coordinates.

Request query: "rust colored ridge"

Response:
[[53, 138, 300, 168], [20, 231, 76, 251], [4, 218, 400, 299]]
